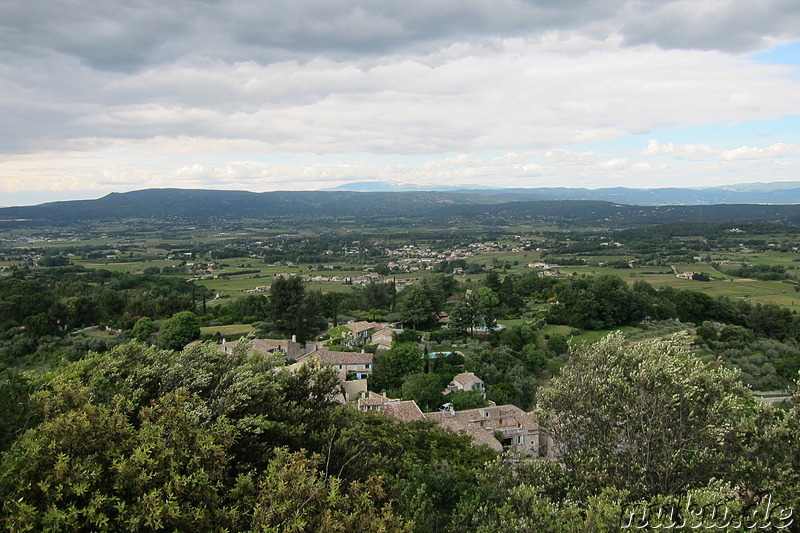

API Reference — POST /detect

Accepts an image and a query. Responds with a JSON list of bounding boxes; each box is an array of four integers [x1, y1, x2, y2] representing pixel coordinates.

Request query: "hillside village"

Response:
[[218, 322, 556, 457]]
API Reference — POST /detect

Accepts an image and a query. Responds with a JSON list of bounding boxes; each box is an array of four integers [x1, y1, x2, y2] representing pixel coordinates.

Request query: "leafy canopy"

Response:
[[537, 331, 754, 498]]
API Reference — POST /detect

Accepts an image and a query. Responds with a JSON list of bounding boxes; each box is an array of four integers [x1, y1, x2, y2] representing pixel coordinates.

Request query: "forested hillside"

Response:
[[3, 189, 800, 226]]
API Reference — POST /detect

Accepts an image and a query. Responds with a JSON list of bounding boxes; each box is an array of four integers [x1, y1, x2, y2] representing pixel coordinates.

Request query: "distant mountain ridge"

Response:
[[326, 182, 800, 205], [1, 186, 798, 227]]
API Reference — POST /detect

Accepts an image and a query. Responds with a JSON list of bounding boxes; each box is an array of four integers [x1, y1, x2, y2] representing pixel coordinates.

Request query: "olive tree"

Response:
[[537, 331, 754, 497]]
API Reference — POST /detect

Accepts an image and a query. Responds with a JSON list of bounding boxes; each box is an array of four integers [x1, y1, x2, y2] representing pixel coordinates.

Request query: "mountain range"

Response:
[[1, 184, 798, 227], [325, 181, 800, 205]]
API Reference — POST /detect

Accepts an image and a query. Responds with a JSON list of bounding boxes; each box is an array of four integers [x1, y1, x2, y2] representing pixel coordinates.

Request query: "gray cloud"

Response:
[[620, 0, 800, 53], [4, 0, 800, 74], [3, 0, 800, 200], [3, 37, 799, 156]]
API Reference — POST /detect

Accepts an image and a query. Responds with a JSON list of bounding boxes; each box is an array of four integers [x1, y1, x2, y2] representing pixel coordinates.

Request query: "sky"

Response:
[[2, 0, 800, 206]]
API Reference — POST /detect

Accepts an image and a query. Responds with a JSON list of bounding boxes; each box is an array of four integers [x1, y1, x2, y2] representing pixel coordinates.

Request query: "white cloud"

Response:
[[643, 140, 718, 160], [543, 149, 598, 163], [719, 143, 800, 160], [643, 140, 800, 163], [597, 158, 628, 169], [5, 141, 800, 204]]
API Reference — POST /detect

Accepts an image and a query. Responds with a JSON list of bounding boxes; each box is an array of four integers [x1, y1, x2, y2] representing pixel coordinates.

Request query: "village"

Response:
[[215, 320, 556, 459]]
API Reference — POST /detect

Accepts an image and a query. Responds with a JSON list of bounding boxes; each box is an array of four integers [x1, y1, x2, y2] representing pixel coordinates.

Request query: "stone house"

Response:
[[444, 372, 486, 397], [295, 347, 374, 381], [371, 328, 395, 351], [424, 404, 553, 457], [343, 321, 384, 347], [358, 393, 555, 458], [357, 393, 426, 422]]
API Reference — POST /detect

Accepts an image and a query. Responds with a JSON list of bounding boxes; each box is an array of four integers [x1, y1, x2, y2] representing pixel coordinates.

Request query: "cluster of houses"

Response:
[[355, 388, 554, 457], [217, 320, 556, 459], [380, 240, 531, 272], [306, 272, 382, 286], [527, 262, 564, 277]]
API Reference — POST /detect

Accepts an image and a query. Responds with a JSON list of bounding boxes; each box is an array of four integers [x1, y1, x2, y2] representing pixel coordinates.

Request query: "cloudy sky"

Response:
[[3, 0, 800, 206]]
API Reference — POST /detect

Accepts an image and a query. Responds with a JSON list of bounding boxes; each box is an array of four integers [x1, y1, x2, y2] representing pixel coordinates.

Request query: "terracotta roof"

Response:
[[303, 349, 374, 366], [381, 401, 426, 422], [345, 321, 382, 334], [424, 404, 539, 448], [357, 391, 391, 407], [451, 372, 483, 386], [358, 396, 388, 407], [424, 412, 504, 452], [371, 329, 394, 340], [464, 426, 504, 452]]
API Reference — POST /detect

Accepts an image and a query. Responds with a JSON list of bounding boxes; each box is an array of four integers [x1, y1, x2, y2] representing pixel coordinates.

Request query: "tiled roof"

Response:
[[451, 371, 482, 386], [358, 396, 388, 406], [305, 349, 374, 366], [381, 401, 426, 422], [345, 321, 382, 333], [465, 426, 504, 452], [424, 405, 538, 432]]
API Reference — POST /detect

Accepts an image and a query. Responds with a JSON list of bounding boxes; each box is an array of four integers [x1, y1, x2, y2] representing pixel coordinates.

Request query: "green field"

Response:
[[4, 215, 798, 310], [647, 277, 800, 307], [497, 318, 528, 328], [200, 324, 256, 337], [540, 325, 574, 337], [540, 322, 694, 348], [72, 261, 148, 273]]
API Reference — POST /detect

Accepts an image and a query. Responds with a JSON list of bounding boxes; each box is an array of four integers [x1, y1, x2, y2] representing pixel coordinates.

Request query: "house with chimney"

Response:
[[357, 392, 426, 422]]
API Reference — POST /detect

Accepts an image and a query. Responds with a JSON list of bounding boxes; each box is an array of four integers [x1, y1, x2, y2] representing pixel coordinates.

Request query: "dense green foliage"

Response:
[[539, 333, 752, 497], [158, 311, 200, 350], [0, 266, 196, 332], [0, 266, 198, 367], [0, 340, 494, 531], [1, 336, 797, 531]]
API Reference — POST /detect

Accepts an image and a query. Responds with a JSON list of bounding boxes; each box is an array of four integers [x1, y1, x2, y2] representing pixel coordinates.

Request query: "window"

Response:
[[517, 435, 524, 445]]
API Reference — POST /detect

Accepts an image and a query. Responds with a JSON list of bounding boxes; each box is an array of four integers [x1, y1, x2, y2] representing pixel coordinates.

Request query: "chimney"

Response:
[[291, 334, 296, 343], [450, 405, 456, 417]]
